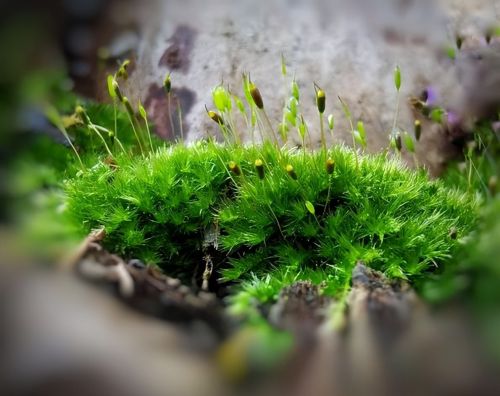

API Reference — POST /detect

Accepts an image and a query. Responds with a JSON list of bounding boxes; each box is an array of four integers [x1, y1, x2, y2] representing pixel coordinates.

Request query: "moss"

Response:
[[64, 139, 477, 316]]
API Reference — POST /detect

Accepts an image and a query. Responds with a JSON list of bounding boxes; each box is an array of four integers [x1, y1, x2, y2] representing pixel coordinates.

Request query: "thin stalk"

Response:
[[143, 119, 154, 151], [177, 101, 184, 142], [113, 99, 118, 141], [58, 127, 84, 170], [319, 112, 326, 152], [127, 113, 145, 156], [93, 124, 126, 154], [88, 124, 114, 158], [261, 109, 279, 147], [323, 175, 332, 216], [167, 93, 175, 140]]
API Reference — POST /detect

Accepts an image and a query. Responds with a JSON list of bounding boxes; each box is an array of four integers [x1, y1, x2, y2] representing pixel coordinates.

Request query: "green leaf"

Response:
[[305, 200, 315, 215]]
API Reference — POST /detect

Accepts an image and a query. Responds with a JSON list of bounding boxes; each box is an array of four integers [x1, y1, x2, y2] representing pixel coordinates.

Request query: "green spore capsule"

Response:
[[286, 164, 297, 180], [394, 65, 402, 91]]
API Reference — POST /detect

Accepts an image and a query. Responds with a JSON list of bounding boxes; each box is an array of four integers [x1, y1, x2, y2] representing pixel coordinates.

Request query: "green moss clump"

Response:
[[64, 140, 477, 315]]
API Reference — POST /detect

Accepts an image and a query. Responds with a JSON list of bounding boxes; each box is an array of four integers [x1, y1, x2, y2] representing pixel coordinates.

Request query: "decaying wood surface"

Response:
[[1, 241, 499, 396]]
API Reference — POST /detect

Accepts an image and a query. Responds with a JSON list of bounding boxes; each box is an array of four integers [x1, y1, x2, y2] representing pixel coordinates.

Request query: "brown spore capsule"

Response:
[[326, 158, 335, 174], [250, 84, 264, 109], [255, 159, 265, 179], [208, 110, 224, 125], [414, 120, 422, 141], [163, 73, 172, 94], [229, 161, 241, 176], [395, 134, 402, 151], [316, 89, 326, 114]]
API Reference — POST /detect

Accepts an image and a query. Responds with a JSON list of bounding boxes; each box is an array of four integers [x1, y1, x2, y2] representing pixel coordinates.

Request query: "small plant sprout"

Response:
[[323, 158, 335, 215], [298, 115, 309, 152], [76, 105, 114, 158], [107, 74, 120, 143], [403, 130, 419, 167], [291, 78, 300, 102], [281, 53, 287, 77], [248, 78, 279, 146], [116, 59, 131, 80], [278, 122, 289, 143], [355, 120, 367, 150], [389, 130, 402, 155], [163, 72, 175, 140], [212, 84, 239, 143], [44, 105, 84, 170], [314, 83, 327, 151], [338, 96, 358, 167], [390, 65, 403, 154], [394, 65, 402, 92], [403, 131, 415, 153], [328, 114, 335, 134], [122, 97, 145, 156], [138, 100, 154, 150], [255, 159, 265, 179], [205, 105, 228, 139]]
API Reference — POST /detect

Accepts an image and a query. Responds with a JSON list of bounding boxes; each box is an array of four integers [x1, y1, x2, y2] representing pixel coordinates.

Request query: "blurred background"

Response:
[[1, 1, 500, 395]]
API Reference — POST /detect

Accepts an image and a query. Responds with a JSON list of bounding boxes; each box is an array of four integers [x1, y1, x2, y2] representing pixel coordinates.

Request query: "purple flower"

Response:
[[424, 86, 439, 107], [447, 111, 460, 126]]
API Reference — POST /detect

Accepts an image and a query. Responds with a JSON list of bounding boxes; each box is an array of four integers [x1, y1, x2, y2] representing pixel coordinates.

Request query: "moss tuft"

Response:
[[64, 140, 477, 315]]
